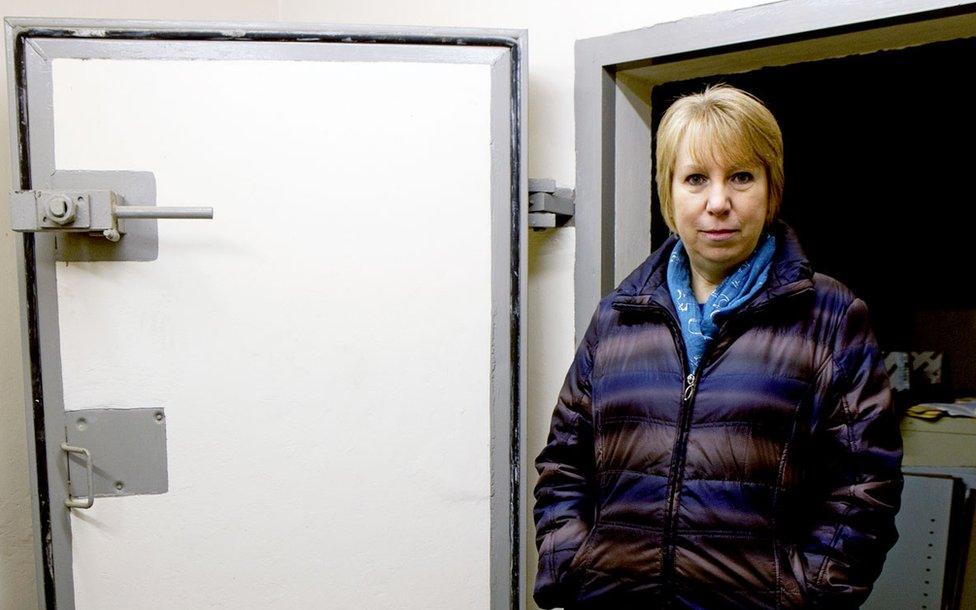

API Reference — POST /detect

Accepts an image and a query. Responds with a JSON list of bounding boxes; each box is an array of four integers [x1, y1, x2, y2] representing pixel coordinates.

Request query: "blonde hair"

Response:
[[655, 84, 784, 233]]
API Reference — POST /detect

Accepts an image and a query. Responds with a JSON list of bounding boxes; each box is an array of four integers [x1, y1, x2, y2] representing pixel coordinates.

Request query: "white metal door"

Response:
[[9, 20, 525, 610]]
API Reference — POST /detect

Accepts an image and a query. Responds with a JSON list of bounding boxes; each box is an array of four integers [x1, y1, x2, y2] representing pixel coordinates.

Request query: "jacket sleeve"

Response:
[[532, 308, 600, 609], [801, 297, 904, 608]]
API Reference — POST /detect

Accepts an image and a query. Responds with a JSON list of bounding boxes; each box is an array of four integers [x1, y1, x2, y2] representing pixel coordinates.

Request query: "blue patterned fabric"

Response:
[[666, 232, 777, 371]]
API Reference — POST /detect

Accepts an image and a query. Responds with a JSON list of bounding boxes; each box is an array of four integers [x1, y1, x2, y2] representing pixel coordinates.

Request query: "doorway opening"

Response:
[[648, 33, 976, 405], [582, 6, 976, 607]]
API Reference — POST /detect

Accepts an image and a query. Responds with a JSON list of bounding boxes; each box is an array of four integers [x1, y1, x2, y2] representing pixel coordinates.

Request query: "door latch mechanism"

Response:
[[10, 189, 213, 241]]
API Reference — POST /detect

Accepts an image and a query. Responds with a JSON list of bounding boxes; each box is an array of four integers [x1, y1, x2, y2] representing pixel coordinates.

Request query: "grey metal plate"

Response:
[[64, 408, 168, 498], [49, 170, 158, 262], [864, 474, 955, 609]]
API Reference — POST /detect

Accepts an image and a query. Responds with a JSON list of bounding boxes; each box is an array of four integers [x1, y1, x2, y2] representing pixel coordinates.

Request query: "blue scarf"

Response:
[[666, 232, 777, 372]]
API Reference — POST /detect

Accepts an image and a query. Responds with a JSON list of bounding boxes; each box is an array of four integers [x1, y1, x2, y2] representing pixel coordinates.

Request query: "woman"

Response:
[[533, 84, 903, 609]]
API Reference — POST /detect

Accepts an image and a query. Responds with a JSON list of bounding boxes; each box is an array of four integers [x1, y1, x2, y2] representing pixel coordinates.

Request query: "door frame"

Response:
[[572, 0, 976, 341], [5, 18, 527, 609]]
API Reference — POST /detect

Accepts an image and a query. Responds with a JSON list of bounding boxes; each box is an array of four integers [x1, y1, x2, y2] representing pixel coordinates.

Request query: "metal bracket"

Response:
[[64, 408, 169, 500], [12, 189, 120, 238], [528, 178, 575, 229], [9, 170, 212, 262]]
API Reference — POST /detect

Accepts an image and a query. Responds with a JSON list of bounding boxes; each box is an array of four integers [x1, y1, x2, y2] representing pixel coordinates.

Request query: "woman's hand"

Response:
[[533, 306, 602, 608], [799, 297, 904, 607]]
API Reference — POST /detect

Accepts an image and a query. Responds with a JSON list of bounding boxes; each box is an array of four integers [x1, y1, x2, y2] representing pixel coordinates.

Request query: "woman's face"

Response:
[[671, 135, 769, 281]]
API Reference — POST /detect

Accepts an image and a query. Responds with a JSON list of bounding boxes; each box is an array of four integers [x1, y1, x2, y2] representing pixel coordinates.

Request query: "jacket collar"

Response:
[[611, 218, 815, 316]]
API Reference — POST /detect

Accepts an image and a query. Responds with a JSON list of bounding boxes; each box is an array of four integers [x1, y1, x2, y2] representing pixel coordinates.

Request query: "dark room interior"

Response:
[[651, 35, 976, 404]]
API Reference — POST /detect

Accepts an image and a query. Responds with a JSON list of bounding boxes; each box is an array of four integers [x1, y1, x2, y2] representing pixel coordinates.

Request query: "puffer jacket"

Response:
[[533, 219, 903, 609]]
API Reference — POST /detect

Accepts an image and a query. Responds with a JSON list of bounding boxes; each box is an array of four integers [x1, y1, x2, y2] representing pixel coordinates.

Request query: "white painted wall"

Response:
[[0, 1, 770, 608]]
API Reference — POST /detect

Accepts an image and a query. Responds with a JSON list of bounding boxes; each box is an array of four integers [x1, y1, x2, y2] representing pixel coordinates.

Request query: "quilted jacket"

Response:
[[533, 219, 903, 609]]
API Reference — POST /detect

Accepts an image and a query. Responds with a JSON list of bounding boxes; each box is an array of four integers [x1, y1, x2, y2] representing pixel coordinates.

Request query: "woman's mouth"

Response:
[[702, 229, 738, 241]]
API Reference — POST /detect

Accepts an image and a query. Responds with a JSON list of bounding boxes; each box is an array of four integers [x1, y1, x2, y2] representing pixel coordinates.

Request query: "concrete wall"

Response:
[[0, 1, 765, 608]]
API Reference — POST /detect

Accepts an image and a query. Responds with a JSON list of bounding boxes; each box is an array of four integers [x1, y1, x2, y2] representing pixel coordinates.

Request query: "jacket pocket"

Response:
[[776, 543, 809, 609], [534, 520, 591, 608], [567, 524, 599, 575], [570, 523, 665, 603]]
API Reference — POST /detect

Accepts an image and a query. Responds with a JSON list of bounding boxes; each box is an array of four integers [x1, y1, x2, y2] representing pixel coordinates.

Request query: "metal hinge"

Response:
[[528, 178, 574, 229]]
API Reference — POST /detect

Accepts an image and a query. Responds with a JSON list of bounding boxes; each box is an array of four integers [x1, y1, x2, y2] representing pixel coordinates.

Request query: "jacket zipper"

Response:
[[629, 302, 698, 585], [661, 321, 701, 586], [614, 285, 811, 588]]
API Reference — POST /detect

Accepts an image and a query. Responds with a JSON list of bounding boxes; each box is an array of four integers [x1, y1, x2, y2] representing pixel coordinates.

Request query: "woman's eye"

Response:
[[685, 174, 707, 186], [731, 171, 754, 184]]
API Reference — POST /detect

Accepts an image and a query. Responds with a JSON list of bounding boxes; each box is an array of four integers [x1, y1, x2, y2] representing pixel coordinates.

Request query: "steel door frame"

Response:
[[5, 18, 527, 609]]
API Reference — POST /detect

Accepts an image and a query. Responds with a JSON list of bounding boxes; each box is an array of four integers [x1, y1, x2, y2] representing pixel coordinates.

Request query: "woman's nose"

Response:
[[705, 183, 731, 215]]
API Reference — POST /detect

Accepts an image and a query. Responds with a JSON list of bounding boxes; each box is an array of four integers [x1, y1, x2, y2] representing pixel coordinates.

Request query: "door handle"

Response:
[[113, 206, 213, 220], [60, 443, 95, 509], [9, 189, 213, 241]]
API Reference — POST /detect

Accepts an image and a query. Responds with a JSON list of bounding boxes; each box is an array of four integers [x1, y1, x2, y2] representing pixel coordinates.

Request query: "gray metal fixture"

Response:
[[528, 178, 574, 228], [10, 188, 212, 242], [63, 408, 169, 505]]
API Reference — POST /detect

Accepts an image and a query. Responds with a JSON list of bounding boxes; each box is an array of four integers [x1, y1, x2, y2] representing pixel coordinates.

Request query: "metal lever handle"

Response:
[[9, 190, 214, 242], [115, 206, 213, 220], [60, 443, 94, 509]]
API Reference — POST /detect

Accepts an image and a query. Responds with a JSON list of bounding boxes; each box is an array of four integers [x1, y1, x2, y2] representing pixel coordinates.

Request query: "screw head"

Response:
[[46, 195, 76, 225], [49, 197, 68, 216]]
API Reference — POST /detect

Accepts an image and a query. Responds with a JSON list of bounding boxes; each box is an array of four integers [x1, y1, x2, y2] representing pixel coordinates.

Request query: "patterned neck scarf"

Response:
[[666, 232, 777, 372]]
